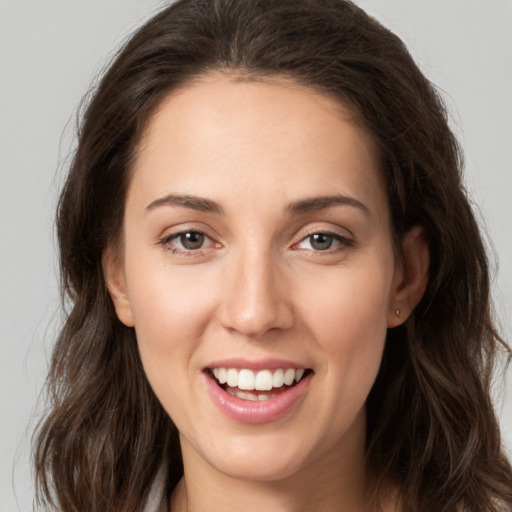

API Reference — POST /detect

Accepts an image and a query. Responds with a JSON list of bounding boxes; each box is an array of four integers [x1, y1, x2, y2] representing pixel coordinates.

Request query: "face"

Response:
[[106, 74, 421, 483]]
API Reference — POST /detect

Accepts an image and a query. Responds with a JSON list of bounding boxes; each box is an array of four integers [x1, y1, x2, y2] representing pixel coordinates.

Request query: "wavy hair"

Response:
[[34, 1, 512, 511]]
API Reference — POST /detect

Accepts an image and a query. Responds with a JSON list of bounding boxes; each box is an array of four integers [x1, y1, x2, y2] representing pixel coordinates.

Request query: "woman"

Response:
[[33, 0, 512, 511]]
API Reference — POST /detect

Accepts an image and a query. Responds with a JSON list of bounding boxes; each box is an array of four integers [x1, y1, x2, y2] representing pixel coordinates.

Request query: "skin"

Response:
[[104, 74, 429, 512]]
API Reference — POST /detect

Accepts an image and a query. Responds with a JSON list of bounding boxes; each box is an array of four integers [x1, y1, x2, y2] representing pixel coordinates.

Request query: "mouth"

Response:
[[206, 367, 313, 402]]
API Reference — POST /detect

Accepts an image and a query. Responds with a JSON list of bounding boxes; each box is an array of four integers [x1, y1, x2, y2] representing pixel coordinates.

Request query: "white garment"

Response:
[[144, 466, 168, 512]]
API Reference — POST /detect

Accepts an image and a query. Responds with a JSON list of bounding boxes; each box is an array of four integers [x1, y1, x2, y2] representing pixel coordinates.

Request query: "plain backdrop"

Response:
[[1, 1, 511, 511]]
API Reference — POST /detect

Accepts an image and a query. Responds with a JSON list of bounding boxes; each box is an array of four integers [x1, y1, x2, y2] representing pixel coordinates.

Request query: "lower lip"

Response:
[[203, 371, 312, 424]]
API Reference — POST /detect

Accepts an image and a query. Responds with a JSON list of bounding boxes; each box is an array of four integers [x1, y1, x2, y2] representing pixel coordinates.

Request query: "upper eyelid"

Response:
[[292, 223, 354, 242], [158, 223, 216, 240], [300, 228, 351, 239], [294, 231, 352, 248]]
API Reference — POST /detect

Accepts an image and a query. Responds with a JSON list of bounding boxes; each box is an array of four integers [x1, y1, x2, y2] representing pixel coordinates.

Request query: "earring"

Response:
[[395, 309, 401, 317]]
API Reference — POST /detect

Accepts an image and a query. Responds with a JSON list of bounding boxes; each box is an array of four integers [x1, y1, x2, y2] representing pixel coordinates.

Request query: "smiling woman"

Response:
[[33, 1, 512, 512], [104, 78, 419, 492]]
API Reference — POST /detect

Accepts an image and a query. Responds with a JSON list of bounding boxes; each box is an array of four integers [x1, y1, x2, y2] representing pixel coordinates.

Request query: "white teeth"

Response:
[[237, 391, 258, 401], [284, 368, 295, 386], [211, 367, 307, 391], [226, 368, 238, 387], [238, 369, 255, 390], [255, 370, 273, 391], [212, 367, 228, 384], [272, 369, 285, 388], [227, 389, 278, 401], [217, 367, 227, 384]]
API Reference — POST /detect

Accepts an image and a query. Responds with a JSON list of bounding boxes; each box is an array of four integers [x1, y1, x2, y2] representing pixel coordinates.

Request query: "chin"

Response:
[[214, 455, 307, 482], [197, 432, 312, 482]]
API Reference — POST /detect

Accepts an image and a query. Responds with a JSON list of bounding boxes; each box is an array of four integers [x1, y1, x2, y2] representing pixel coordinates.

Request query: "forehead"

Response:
[[130, 74, 386, 218]]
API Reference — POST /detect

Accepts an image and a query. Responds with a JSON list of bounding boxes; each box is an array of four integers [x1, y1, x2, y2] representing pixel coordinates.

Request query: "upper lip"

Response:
[[205, 358, 309, 371]]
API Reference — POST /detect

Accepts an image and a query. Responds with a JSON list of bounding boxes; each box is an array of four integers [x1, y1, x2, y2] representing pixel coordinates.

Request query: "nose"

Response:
[[217, 246, 294, 338]]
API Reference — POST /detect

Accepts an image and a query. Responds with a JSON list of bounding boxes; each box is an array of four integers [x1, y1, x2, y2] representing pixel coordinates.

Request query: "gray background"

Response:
[[1, 1, 511, 510]]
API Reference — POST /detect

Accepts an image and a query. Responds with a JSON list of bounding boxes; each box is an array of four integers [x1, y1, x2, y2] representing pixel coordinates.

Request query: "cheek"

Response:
[[304, 265, 391, 344], [123, 254, 219, 392], [126, 257, 215, 341], [124, 269, 219, 434], [301, 261, 392, 396]]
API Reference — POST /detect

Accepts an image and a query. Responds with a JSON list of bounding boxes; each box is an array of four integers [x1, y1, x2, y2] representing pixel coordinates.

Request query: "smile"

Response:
[[212, 367, 305, 393], [204, 364, 313, 423]]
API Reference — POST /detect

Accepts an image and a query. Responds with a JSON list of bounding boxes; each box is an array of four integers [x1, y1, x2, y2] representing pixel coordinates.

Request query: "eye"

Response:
[[160, 230, 213, 253], [176, 231, 206, 250], [304, 233, 335, 251], [295, 232, 351, 252]]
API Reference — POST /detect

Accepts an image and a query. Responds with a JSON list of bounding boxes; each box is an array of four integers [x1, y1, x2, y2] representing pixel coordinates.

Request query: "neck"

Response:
[[171, 468, 369, 512]]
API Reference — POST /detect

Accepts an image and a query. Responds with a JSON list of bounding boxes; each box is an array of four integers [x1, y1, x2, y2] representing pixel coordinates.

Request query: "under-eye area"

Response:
[[206, 367, 314, 401]]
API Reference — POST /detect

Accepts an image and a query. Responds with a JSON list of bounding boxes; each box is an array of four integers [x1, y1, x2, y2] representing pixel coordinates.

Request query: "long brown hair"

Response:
[[34, 1, 512, 511]]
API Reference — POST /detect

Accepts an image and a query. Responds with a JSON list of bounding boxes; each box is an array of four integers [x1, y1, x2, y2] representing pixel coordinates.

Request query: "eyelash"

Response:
[[159, 231, 216, 256], [293, 231, 353, 254], [159, 229, 353, 256]]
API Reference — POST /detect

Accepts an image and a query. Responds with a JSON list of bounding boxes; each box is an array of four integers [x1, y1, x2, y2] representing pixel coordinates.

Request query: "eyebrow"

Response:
[[145, 193, 370, 217], [145, 194, 225, 214], [287, 194, 370, 216]]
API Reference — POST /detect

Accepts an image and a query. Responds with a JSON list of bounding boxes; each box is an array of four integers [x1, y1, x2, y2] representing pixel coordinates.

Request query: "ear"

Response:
[[102, 246, 135, 327], [387, 226, 429, 327]]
